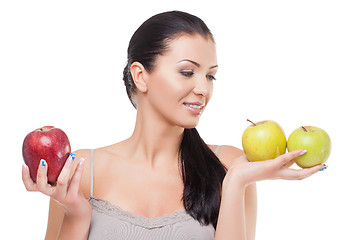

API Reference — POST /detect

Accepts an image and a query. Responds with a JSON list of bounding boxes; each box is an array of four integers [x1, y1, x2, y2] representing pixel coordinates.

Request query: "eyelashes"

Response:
[[179, 70, 216, 81], [207, 75, 216, 81], [180, 70, 194, 77]]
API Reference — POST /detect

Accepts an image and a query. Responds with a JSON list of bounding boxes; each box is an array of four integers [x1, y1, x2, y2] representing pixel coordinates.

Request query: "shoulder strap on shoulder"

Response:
[[90, 149, 94, 198], [214, 145, 221, 156]]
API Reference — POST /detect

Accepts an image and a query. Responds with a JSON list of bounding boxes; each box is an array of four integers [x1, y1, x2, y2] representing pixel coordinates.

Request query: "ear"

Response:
[[130, 62, 148, 93]]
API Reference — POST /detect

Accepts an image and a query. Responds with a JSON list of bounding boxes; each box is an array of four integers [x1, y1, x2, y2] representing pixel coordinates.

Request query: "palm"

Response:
[[228, 149, 324, 186]]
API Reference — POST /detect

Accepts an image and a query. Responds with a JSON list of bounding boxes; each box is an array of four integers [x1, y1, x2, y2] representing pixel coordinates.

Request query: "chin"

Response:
[[170, 110, 202, 129], [179, 119, 200, 129]]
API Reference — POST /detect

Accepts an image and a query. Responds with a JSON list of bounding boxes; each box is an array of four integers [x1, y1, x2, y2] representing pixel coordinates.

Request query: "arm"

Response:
[[244, 183, 257, 240], [215, 174, 257, 240], [45, 198, 64, 239], [215, 149, 324, 240], [22, 151, 92, 240], [215, 170, 247, 240], [56, 211, 91, 240], [45, 198, 91, 240], [214, 145, 257, 239]]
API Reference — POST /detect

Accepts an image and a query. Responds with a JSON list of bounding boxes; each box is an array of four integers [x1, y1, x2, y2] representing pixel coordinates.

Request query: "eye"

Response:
[[180, 70, 194, 77], [206, 74, 216, 81]]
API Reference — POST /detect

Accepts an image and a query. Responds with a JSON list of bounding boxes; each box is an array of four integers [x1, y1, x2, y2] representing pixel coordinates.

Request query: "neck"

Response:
[[125, 104, 185, 169]]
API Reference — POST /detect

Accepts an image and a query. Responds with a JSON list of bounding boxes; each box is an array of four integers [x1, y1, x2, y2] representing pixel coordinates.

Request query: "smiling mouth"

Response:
[[183, 102, 205, 115], [184, 103, 203, 109]]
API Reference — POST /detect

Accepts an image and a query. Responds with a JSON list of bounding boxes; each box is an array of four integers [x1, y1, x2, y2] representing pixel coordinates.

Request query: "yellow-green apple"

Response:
[[287, 126, 331, 168], [22, 126, 71, 185], [242, 119, 287, 162]]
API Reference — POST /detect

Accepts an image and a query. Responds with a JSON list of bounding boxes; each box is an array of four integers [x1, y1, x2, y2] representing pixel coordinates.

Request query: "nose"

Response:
[[193, 77, 211, 97]]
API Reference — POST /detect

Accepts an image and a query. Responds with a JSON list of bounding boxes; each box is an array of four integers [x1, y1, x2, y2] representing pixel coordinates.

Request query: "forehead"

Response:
[[157, 34, 217, 66]]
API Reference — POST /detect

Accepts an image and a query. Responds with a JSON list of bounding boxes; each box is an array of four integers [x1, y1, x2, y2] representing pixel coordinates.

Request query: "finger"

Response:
[[279, 164, 325, 180], [275, 149, 307, 166], [68, 158, 85, 196], [54, 154, 76, 199], [22, 164, 38, 191], [283, 160, 295, 169], [36, 159, 53, 195]]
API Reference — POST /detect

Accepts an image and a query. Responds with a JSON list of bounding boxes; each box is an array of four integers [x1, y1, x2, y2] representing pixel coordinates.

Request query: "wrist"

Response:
[[64, 208, 92, 222], [222, 168, 247, 193], [63, 201, 93, 220]]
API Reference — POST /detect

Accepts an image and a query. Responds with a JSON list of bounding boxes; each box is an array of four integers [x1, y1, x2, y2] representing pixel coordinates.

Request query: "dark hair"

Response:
[[122, 11, 227, 228]]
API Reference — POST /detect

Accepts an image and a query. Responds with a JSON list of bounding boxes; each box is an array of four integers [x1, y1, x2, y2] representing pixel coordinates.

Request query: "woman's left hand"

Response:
[[225, 149, 326, 187]]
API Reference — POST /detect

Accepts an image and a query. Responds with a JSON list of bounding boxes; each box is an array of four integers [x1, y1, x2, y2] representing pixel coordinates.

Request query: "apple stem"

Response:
[[301, 126, 307, 132], [247, 119, 256, 126]]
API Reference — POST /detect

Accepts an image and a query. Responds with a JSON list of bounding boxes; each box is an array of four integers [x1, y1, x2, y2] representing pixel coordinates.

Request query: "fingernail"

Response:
[[40, 159, 46, 167], [319, 164, 327, 171], [22, 164, 27, 173], [70, 153, 76, 160], [300, 149, 307, 155], [79, 158, 85, 165]]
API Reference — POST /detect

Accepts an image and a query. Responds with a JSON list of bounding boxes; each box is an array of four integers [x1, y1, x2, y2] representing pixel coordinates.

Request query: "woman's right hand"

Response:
[[22, 155, 92, 219]]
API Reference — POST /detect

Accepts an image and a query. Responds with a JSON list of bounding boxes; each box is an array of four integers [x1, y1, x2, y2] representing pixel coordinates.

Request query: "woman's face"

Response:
[[144, 34, 217, 129]]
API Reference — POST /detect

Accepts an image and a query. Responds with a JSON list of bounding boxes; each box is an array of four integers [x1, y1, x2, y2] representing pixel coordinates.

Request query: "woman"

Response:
[[22, 11, 325, 240]]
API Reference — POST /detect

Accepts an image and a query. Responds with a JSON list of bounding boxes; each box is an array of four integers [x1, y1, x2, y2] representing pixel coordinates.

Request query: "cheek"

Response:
[[209, 83, 214, 98], [148, 73, 186, 107]]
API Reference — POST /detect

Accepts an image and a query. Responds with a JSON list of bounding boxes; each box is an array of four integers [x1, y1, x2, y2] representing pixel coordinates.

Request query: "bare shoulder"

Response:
[[71, 144, 121, 198], [208, 144, 245, 169]]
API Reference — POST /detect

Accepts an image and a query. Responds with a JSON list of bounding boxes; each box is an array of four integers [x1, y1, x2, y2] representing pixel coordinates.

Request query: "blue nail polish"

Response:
[[70, 153, 76, 160], [319, 166, 327, 171], [41, 159, 46, 167]]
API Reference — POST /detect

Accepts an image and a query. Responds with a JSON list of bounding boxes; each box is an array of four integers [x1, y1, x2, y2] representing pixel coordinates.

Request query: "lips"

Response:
[[183, 102, 205, 108], [183, 101, 205, 115]]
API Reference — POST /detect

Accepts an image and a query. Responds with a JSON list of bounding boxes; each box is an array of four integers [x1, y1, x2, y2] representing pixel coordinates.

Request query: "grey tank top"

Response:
[[87, 145, 222, 240]]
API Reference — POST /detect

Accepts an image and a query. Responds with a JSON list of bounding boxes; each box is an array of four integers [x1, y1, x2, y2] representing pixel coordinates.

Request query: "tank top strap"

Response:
[[90, 149, 94, 198], [214, 145, 221, 156]]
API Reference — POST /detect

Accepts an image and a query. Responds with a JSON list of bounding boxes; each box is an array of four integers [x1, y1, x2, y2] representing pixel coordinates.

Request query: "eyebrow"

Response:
[[178, 59, 218, 69]]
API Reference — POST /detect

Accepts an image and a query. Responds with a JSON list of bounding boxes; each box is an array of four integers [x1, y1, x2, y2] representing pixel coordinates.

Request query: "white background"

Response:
[[1, 0, 359, 239]]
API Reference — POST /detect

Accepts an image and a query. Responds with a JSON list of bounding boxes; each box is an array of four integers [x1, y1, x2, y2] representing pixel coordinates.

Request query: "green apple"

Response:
[[242, 119, 287, 162], [287, 126, 331, 168]]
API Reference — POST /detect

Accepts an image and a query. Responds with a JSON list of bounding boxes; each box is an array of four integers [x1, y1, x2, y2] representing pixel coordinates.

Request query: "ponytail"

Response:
[[180, 128, 227, 228]]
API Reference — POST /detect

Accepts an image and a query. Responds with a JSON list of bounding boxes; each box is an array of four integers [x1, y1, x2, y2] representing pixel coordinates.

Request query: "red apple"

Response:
[[22, 126, 71, 185]]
